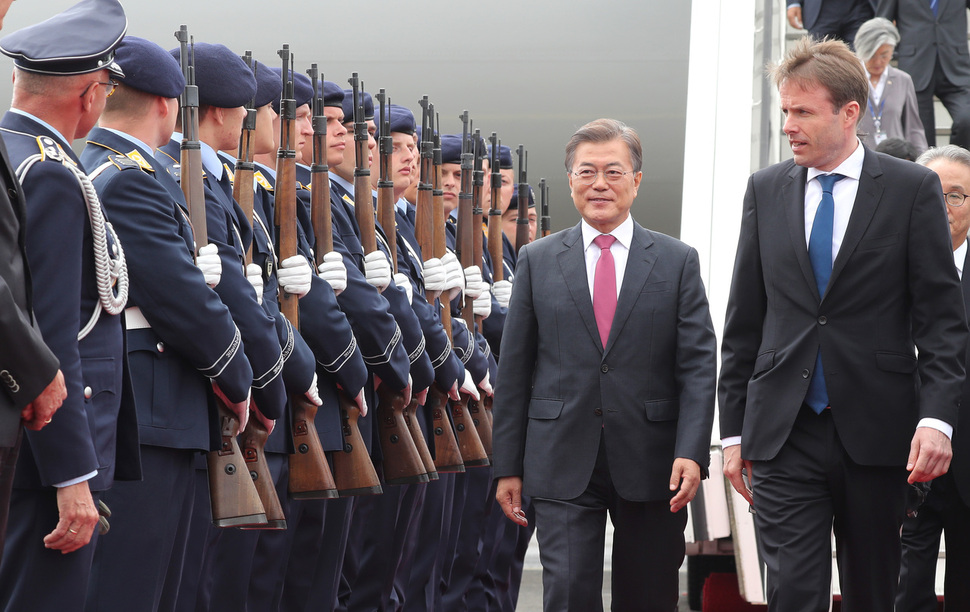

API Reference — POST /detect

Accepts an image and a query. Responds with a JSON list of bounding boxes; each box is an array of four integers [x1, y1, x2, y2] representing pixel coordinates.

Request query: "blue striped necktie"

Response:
[[805, 173, 844, 414]]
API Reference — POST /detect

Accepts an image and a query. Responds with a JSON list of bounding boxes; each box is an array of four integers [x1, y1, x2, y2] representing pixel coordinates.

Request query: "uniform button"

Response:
[[84, 386, 93, 399], [156, 342, 165, 353], [818, 316, 827, 325], [802, 369, 810, 378], [7, 188, 16, 199], [600, 364, 609, 373], [593, 408, 603, 416]]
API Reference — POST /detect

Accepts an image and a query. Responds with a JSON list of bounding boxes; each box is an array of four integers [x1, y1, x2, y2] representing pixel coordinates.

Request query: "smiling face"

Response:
[[568, 138, 641, 233], [780, 79, 860, 171]]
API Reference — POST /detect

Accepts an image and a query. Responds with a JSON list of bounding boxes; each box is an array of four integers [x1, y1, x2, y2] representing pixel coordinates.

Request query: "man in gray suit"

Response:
[[0, 0, 66, 562], [492, 118, 717, 611], [877, 0, 970, 148]]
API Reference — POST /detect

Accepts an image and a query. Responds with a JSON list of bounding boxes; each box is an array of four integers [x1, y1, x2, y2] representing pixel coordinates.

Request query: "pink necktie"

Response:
[[593, 234, 617, 348]]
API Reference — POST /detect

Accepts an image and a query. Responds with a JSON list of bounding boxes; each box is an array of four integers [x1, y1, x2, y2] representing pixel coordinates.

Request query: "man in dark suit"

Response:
[[0, 0, 67, 563], [0, 1, 142, 609], [877, 0, 970, 149], [786, 0, 875, 47], [895, 144, 970, 611], [493, 118, 717, 611], [719, 38, 967, 612]]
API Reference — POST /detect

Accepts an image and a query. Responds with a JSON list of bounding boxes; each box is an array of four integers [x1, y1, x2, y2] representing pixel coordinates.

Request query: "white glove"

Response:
[[473, 291, 491, 319], [422, 257, 447, 298], [246, 263, 264, 305], [492, 279, 512, 310], [441, 251, 464, 301], [459, 369, 481, 401], [478, 369, 493, 397], [197, 243, 222, 288], [353, 388, 368, 418], [305, 372, 322, 406], [463, 265, 485, 299], [393, 272, 413, 305], [212, 382, 250, 433], [278, 255, 312, 298], [364, 251, 392, 292], [318, 251, 347, 296]]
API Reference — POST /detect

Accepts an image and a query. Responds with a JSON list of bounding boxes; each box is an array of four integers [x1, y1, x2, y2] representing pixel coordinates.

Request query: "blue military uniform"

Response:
[[0, 2, 140, 609]]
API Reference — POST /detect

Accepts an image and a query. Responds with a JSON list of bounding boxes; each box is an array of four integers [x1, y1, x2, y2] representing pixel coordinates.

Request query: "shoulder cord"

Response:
[[16, 155, 129, 340]]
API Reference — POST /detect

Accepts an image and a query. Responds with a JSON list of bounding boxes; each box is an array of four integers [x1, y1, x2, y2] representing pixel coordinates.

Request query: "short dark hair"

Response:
[[769, 36, 869, 122], [564, 118, 642, 173], [875, 138, 919, 162]]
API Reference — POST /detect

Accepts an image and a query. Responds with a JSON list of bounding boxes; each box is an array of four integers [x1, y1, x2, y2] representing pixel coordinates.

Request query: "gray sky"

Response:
[[1, 0, 690, 236]]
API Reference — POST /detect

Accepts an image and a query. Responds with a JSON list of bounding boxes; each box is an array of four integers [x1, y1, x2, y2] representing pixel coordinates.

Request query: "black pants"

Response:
[[916, 58, 970, 149]]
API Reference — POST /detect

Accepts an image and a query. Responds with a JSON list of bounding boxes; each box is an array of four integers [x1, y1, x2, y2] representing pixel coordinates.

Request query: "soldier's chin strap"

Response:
[[17, 137, 129, 340]]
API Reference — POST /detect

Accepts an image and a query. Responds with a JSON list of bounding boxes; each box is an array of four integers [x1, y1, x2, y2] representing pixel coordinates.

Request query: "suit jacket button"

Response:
[[7, 188, 16, 199], [818, 316, 827, 325], [594, 408, 603, 416], [156, 342, 165, 353], [84, 386, 93, 399], [802, 369, 810, 378], [600, 364, 609, 373]]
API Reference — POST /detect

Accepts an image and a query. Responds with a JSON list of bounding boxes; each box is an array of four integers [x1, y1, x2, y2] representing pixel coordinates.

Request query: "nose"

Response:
[[591, 172, 610, 189]]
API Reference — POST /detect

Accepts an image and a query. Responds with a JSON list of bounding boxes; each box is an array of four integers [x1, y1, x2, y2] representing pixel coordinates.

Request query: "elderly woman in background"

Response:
[[854, 17, 927, 153]]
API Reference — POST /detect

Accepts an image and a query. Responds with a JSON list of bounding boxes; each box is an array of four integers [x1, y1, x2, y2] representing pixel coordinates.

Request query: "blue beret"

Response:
[[253, 61, 282, 109], [508, 184, 536, 210], [322, 80, 344, 108], [0, 0, 127, 78], [439, 134, 463, 165], [270, 67, 312, 114], [488, 144, 513, 170], [113, 37, 183, 99], [168, 42, 255, 108], [342, 89, 374, 123], [379, 104, 415, 136]]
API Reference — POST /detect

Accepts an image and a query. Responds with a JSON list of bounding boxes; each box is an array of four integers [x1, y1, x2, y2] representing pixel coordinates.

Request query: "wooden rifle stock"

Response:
[[468, 131, 492, 458], [414, 100, 464, 473], [271, 49, 338, 501], [231, 54, 286, 529], [177, 27, 266, 528], [487, 134, 505, 285], [306, 67, 381, 497], [376, 384, 430, 484]]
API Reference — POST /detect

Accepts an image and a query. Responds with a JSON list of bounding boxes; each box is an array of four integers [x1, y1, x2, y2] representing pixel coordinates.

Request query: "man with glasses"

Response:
[[895, 145, 970, 610], [492, 118, 717, 611], [719, 38, 966, 611], [0, 1, 141, 610]]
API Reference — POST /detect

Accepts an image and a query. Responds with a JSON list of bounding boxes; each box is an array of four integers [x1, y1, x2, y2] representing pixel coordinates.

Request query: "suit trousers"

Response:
[[896, 471, 970, 611], [752, 405, 908, 612], [0, 429, 21, 562], [532, 432, 687, 612], [916, 58, 970, 149]]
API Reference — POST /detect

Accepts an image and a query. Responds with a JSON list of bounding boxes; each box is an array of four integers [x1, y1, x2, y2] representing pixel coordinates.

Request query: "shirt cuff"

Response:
[[917, 417, 953, 440], [53, 470, 97, 488], [721, 436, 742, 448]]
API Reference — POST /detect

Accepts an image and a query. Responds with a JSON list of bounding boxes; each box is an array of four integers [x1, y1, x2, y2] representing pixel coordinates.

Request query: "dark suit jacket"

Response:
[[955, 247, 970, 505], [787, 0, 876, 33], [492, 220, 717, 502], [719, 148, 967, 467], [0, 132, 59, 448], [877, 0, 970, 92]]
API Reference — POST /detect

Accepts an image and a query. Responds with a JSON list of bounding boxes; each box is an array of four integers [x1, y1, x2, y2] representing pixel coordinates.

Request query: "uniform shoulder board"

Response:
[[125, 149, 155, 173], [35, 136, 66, 163], [108, 154, 141, 171], [341, 193, 354, 206], [254, 170, 273, 192], [223, 163, 235, 185]]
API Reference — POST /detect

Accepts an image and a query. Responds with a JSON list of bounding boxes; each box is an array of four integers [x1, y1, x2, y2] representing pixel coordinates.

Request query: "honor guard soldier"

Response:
[[0, 1, 141, 610], [79, 36, 257, 612], [0, 0, 67, 564]]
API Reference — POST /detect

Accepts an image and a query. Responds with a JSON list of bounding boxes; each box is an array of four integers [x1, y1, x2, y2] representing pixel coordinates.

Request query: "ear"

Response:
[[212, 106, 226, 126], [843, 100, 860, 126]]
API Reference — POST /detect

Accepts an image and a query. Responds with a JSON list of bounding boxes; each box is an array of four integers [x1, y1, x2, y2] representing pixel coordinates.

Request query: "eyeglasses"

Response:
[[81, 80, 118, 99], [945, 191, 970, 207], [570, 169, 634, 185]]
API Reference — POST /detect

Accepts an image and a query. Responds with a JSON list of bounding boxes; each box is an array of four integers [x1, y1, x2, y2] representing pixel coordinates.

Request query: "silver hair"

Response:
[[854, 18, 900, 63], [564, 118, 642, 173], [916, 144, 970, 170]]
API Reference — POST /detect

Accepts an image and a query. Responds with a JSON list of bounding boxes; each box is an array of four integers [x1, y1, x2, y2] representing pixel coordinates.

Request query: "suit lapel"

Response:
[[962, 248, 970, 323], [605, 223, 657, 353], [784, 164, 820, 301], [557, 224, 602, 352], [828, 148, 884, 295]]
